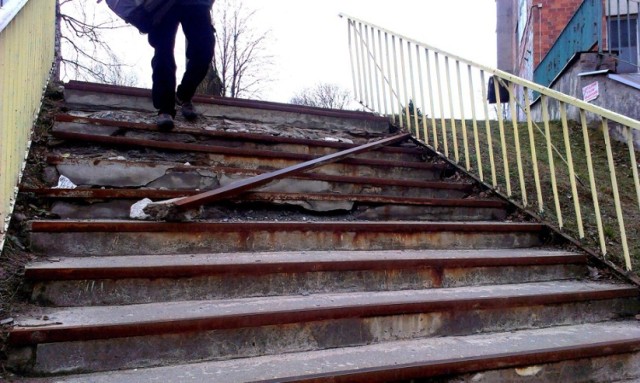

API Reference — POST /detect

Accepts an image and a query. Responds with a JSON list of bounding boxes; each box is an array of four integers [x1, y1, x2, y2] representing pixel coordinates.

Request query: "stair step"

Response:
[[48, 132, 446, 181], [27, 187, 508, 220], [45, 157, 473, 198], [63, 80, 391, 133], [54, 114, 427, 162], [41, 321, 640, 383], [10, 289, 639, 375], [26, 249, 587, 306], [28, 220, 547, 256]]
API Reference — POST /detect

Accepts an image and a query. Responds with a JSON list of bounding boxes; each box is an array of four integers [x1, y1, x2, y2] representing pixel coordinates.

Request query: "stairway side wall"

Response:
[[529, 52, 640, 150]]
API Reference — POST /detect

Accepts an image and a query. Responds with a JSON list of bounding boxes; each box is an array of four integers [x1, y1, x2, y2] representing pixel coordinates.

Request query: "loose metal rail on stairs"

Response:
[[341, 13, 640, 272]]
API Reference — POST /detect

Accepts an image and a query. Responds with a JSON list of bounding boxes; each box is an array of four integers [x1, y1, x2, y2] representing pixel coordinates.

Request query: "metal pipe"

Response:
[[468, 65, 484, 181], [510, 82, 527, 207], [524, 88, 544, 213], [602, 118, 632, 270], [542, 96, 563, 229], [581, 110, 606, 255], [560, 102, 584, 238], [445, 56, 459, 163], [456, 60, 470, 171]]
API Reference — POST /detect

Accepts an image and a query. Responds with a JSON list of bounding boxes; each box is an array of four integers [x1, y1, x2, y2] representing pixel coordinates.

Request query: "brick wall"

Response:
[[534, 0, 584, 67]]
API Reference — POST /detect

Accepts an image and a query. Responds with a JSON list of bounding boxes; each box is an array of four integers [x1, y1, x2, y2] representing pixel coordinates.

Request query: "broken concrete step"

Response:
[[26, 249, 587, 306], [63, 80, 391, 133], [50, 130, 446, 181], [28, 220, 548, 256], [45, 157, 471, 198], [41, 320, 640, 383], [9, 282, 639, 374], [27, 188, 509, 220], [54, 115, 428, 163]]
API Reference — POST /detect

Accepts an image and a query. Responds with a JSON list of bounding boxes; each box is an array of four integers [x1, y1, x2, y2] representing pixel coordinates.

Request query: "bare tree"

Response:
[[54, 0, 137, 86], [204, 0, 273, 98], [290, 83, 353, 110]]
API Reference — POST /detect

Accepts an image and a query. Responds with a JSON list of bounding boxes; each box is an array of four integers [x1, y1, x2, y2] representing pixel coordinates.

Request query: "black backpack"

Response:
[[105, 0, 177, 34]]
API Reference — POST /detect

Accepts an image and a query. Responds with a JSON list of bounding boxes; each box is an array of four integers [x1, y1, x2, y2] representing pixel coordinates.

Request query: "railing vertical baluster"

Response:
[[524, 88, 544, 213], [407, 42, 420, 140], [602, 118, 632, 270], [361, 24, 372, 109], [626, 127, 640, 209], [480, 70, 497, 187], [509, 82, 527, 206], [384, 32, 397, 124], [560, 103, 584, 238], [416, 45, 429, 145], [364, 25, 375, 111], [456, 61, 470, 170], [445, 57, 459, 163], [607, 0, 612, 52], [435, 52, 449, 157], [370, 27, 382, 116], [347, 20, 359, 103], [377, 30, 390, 118], [581, 110, 606, 256], [353, 22, 365, 105], [399, 39, 412, 133], [626, 0, 632, 63], [391, 36, 403, 128], [617, 0, 622, 58], [425, 49, 439, 151], [494, 78, 511, 196], [468, 65, 483, 181], [542, 96, 563, 229]]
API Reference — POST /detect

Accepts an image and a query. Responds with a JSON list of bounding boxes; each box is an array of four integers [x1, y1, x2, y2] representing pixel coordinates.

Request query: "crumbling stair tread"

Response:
[[23, 188, 507, 208], [50, 129, 438, 171], [38, 320, 640, 383], [55, 114, 423, 155], [44, 156, 472, 190], [24, 249, 585, 281], [9, 280, 637, 346]]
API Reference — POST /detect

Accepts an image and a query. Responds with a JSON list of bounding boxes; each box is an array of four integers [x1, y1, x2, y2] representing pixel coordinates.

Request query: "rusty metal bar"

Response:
[[29, 220, 545, 234], [174, 134, 411, 210]]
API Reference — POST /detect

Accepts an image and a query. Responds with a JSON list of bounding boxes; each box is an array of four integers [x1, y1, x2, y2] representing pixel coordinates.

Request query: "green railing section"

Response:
[[534, 0, 603, 89], [342, 14, 640, 272], [0, 0, 56, 250]]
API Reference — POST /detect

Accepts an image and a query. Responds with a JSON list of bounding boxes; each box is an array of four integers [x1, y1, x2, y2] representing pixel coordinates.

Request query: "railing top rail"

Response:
[[0, 0, 28, 32], [339, 12, 640, 131]]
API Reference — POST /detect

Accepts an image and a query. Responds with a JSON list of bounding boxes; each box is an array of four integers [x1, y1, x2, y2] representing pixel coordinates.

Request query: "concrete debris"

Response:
[[130, 198, 153, 220], [0, 317, 14, 326], [52, 175, 77, 189], [143, 198, 203, 222], [324, 137, 354, 144]]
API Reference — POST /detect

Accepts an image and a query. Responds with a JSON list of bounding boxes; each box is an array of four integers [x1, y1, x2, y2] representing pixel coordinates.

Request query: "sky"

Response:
[[81, 0, 497, 104]]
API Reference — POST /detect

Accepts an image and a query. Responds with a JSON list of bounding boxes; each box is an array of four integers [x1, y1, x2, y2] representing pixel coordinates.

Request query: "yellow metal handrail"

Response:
[[342, 14, 640, 272], [0, 0, 56, 250]]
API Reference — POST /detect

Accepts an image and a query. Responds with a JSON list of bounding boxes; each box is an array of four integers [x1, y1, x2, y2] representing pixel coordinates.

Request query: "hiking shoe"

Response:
[[177, 97, 198, 121], [156, 113, 174, 131]]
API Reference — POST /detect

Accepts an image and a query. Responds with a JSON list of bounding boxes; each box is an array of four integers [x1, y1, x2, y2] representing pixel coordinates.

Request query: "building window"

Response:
[[608, 15, 639, 73]]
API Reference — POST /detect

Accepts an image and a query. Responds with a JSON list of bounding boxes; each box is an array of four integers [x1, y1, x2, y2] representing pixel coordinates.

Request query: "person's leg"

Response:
[[176, 6, 215, 104], [148, 12, 181, 117]]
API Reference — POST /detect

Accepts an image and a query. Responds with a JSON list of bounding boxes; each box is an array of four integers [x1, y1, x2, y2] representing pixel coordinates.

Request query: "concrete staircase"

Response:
[[6, 81, 640, 382]]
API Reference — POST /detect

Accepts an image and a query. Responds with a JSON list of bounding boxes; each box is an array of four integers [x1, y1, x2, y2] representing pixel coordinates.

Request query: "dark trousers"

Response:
[[148, 5, 214, 116]]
